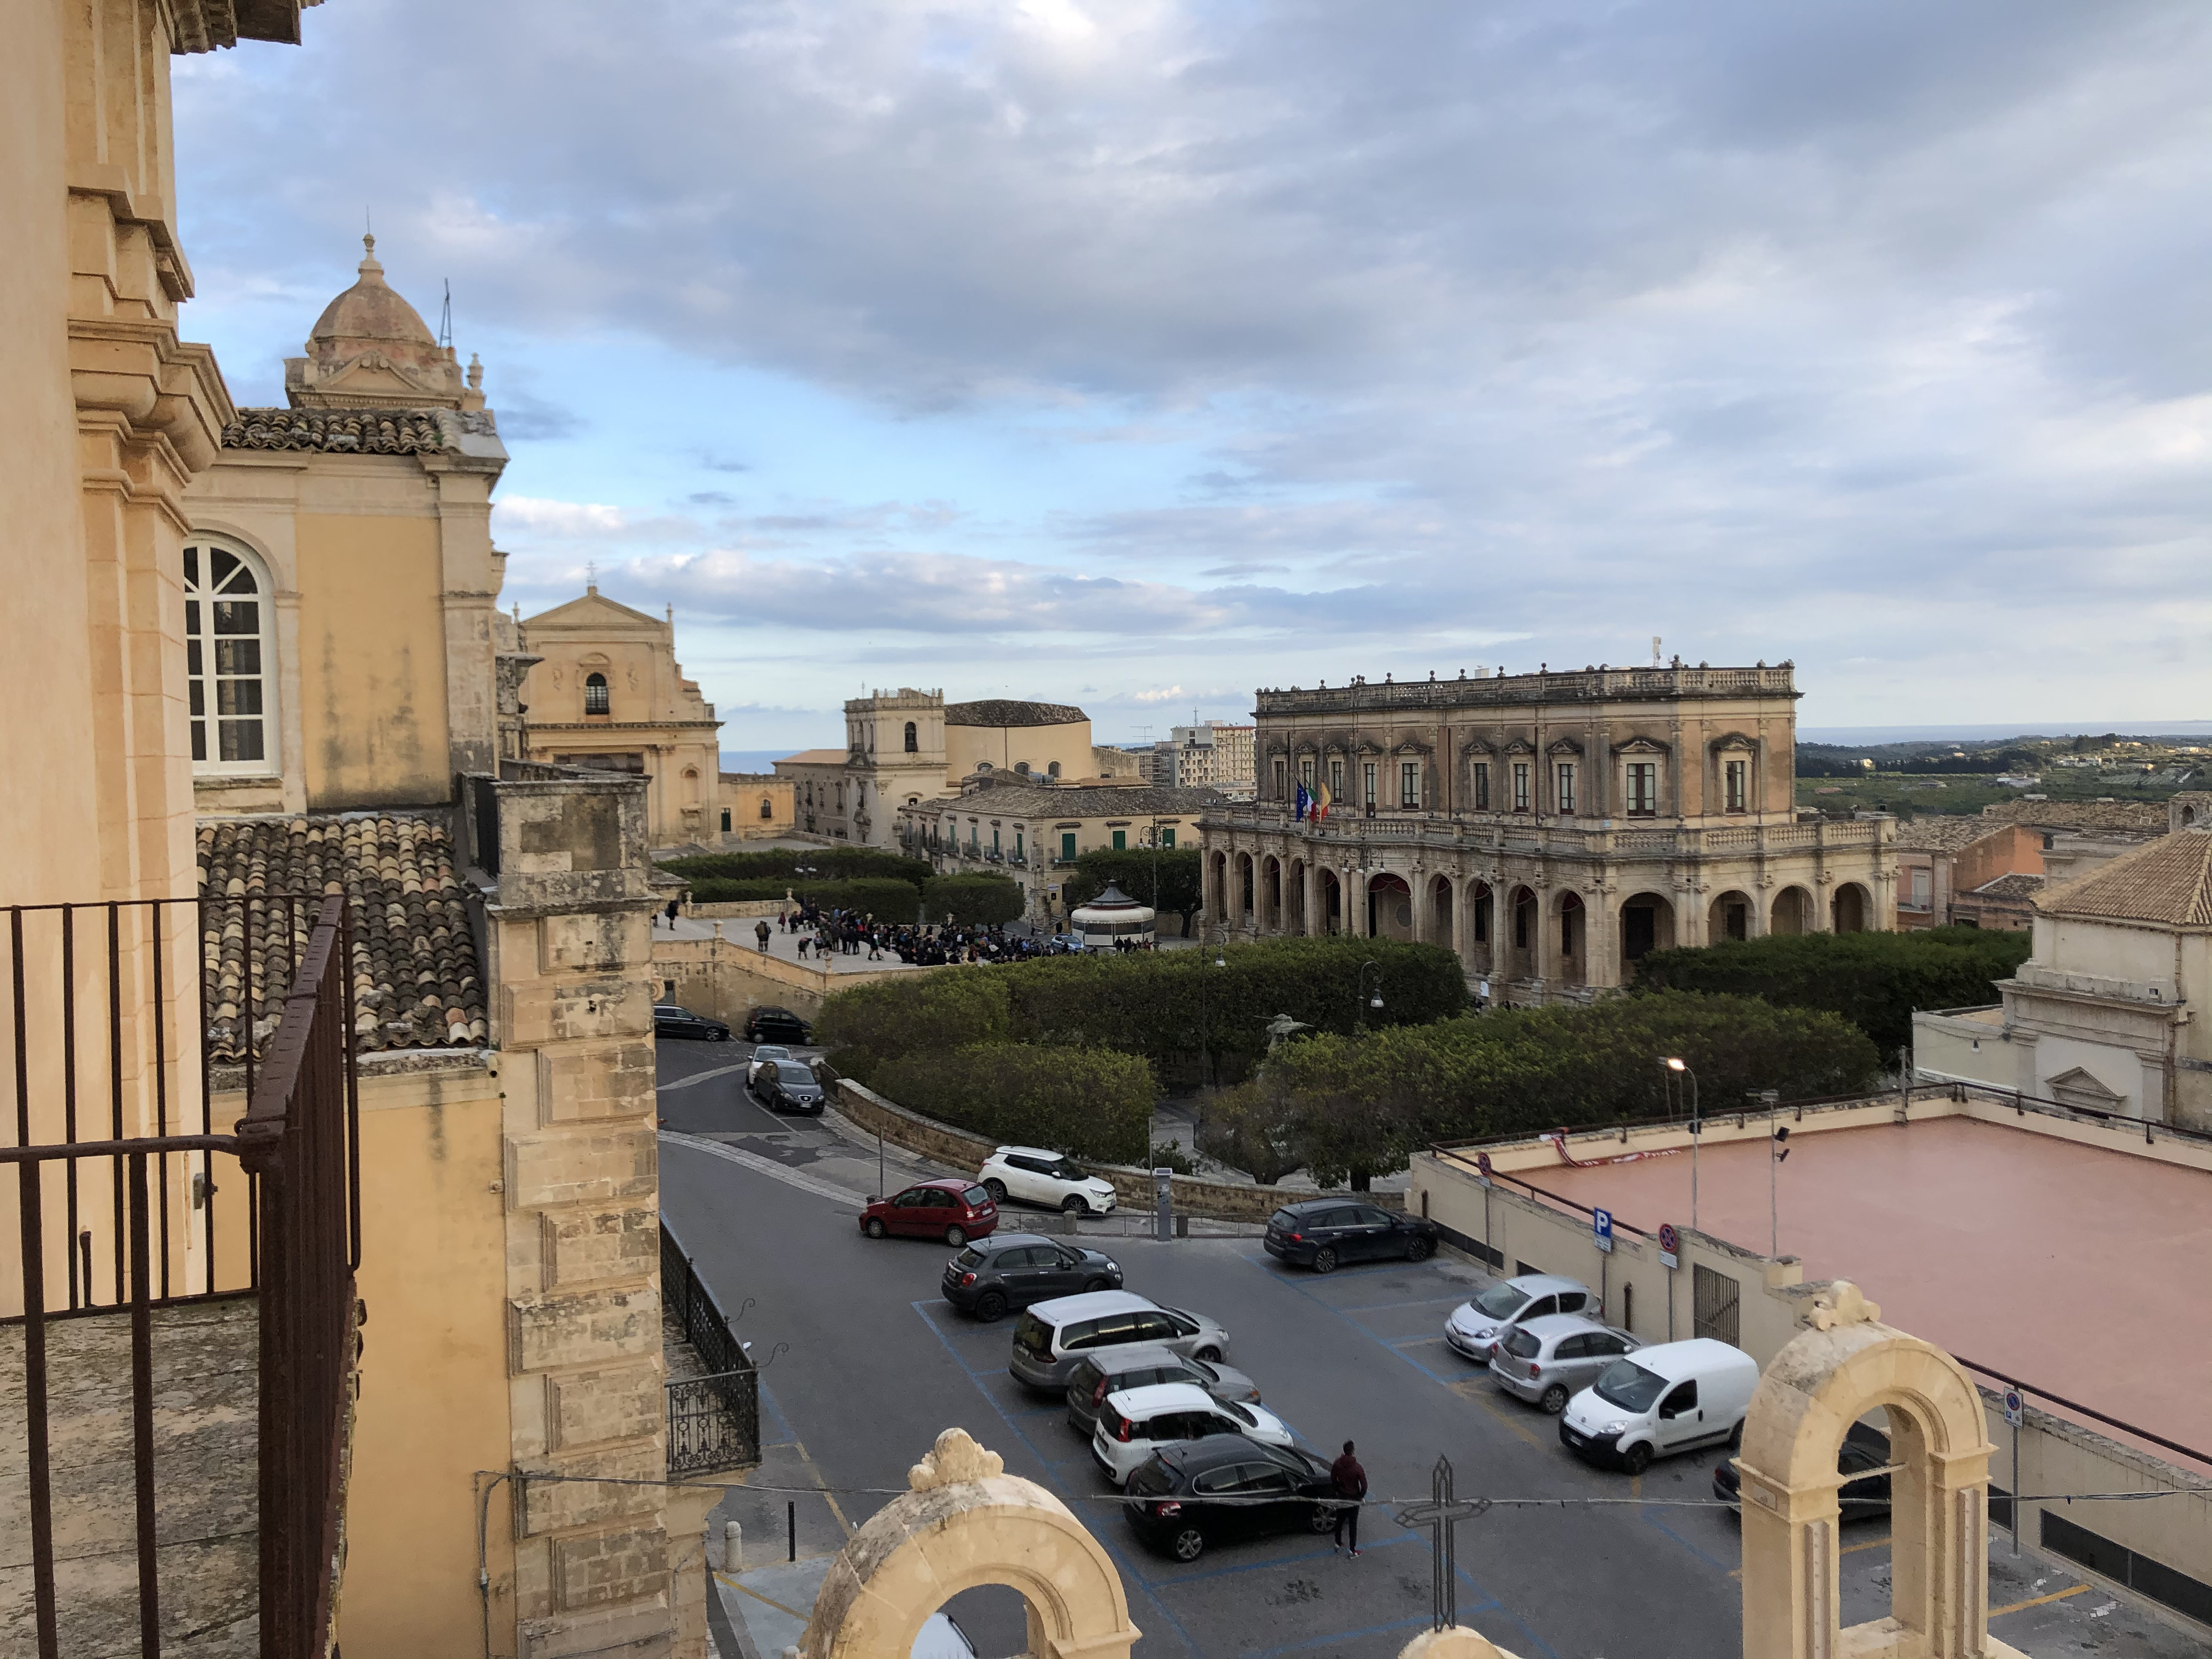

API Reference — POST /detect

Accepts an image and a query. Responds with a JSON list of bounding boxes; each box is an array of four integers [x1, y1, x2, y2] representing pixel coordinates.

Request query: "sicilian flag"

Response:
[[1294, 782, 1312, 820], [1313, 780, 1333, 824]]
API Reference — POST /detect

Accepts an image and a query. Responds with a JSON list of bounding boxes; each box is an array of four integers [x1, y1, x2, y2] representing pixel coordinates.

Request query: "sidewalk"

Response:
[[654, 914, 928, 976]]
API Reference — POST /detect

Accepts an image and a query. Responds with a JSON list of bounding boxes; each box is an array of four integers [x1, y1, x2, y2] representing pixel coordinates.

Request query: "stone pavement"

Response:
[[655, 914, 928, 975]]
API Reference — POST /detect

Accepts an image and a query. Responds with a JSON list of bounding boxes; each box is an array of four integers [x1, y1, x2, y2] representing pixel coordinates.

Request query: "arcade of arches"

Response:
[[1201, 843, 1886, 1002]]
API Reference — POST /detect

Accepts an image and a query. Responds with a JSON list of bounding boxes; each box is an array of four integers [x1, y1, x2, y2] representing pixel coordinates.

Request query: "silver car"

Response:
[[1008, 1290, 1230, 1393], [1489, 1312, 1642, 1414], [1442, 1273, 1598, 1365], [1063, 1343, 1261, 1437]]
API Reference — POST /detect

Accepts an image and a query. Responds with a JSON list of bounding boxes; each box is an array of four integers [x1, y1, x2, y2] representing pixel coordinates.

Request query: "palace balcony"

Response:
[[1201, 802, 1888, 863]]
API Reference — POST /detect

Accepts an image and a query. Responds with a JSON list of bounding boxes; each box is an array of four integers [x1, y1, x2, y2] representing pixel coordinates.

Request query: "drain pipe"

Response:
[[477, 1470, 513, 1659]]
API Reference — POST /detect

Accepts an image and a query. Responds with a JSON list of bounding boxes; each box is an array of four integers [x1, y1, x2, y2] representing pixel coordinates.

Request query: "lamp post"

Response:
[[1198, 950, 1227, 1130], [1664, 1057, 1699, 1234], [1356, 959, 1384, 1034]]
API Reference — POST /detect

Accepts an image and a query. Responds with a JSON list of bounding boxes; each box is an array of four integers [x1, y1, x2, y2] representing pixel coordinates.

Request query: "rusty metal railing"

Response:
[[3, 893, 361, 1659]]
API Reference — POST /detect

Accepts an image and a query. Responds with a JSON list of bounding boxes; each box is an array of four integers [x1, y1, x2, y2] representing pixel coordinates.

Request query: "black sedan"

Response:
[[653, 1003, 729, 1042], [1714, 1421, 1891, 1517], [1124, 1436, 1340, 1562], [750, 1059, 825, 1115], [744, 1005, 812, 1044], [1262, 1198, 1437, 1273], [940, 1233, 1121, 1322]]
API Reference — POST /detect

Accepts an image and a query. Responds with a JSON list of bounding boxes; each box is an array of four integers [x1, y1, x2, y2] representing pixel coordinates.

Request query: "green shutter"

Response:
[[1112, 830, 1126, 851], [1061, 832, 1077, 860], [1160, 827, 1175, 849]]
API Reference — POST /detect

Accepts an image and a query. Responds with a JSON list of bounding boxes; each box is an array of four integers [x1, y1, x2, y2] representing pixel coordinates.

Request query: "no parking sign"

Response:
[[1658, 1221, 1680, 1271]]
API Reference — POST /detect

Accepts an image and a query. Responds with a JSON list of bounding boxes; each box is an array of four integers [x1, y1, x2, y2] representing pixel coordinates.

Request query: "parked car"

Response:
[[745, 1042, 792, 1088], [1123, 1436, 1340, 1562], [1442, 1274, 1597, 1365], [859, 1179, 999, 1246], [751, 1059, 825, 1115], [1008, 1291, 1230, 1394], [1714, 1421, 1892, 1517], [941, 1234, 1123, 1322], [910, 1612, 976, 1659], [1489, 1313, 1642, 1414], [979, 1146, 1119, 1215], [1559, 1338, 1761, 1475], [653, 1003, 730, 1042], [1064, 1346, 1261, 1437], [744, 1005, 811, 1044], [1262, 1198, 1438, 1272], [1092, 1383, 1295, 1485]]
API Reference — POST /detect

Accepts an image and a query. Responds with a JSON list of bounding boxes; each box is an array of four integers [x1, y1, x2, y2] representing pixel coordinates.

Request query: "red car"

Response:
[[860, 1178, 999, 1246]]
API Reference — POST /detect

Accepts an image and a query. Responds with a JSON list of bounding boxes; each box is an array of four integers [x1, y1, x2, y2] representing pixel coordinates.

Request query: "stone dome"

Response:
[[308, 234, 437, 349]]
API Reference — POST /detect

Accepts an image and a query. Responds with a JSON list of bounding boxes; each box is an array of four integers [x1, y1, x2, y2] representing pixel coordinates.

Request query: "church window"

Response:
[[1626, 763, 1658, 816], [583, 672, 610, 716], [184, 538, 274, 771], [1724, 758, 1749, 813], [904, 721, 919, 753]]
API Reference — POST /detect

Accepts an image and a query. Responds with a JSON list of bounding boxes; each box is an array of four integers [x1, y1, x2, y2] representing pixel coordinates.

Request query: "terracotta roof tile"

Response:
[[1892, 817, 1999, 853], [221, 406, 495, 454], [196, 813, 487, 1058], [2037, 830, 2212, 927], [1969, 873, 2046, 901], [944, 699, 1087, 728], [1979, 799, 2169, 833]]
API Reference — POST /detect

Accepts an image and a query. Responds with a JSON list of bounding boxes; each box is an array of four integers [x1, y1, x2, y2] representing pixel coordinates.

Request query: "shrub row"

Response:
[[1200, 991, 1882, 1188], [924, 873, 1026, 926], [686, 877, 927, 915], [1630, 926, 2031, 1057], [868, 1042, 1155, 1165], [661, 847, 932, 886]]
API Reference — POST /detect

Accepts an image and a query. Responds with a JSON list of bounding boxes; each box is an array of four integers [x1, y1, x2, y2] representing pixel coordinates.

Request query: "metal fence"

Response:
[[3, 893, 361, 1659], [661, 1219, 759, 1477]]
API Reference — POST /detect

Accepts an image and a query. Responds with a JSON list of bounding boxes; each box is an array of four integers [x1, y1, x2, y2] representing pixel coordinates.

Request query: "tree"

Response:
[[922, 873, 1026, 927], [1060, 847, 1203, 936]]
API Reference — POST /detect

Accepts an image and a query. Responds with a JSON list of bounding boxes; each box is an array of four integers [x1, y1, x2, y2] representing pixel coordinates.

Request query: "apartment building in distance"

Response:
[[1147, 721, 1258, 795], [1199, 662, 1895, 1003]]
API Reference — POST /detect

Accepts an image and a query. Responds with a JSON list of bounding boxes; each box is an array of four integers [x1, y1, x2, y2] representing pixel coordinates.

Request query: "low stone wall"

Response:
[[651, 935, 921, 1022], [832, 1078, 1400, 1222], [686, 899, 789, 920]]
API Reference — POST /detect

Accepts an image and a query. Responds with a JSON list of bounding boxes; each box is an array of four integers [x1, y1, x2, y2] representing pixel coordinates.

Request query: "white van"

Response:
[[1557, 1337, 1759, 1474]]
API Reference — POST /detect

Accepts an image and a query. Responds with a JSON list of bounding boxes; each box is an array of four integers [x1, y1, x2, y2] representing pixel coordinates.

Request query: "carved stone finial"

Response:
[[907, 1427, 1004, 1492], [1806, 1279, 1881, 1331], [467, 352, 483, 390]]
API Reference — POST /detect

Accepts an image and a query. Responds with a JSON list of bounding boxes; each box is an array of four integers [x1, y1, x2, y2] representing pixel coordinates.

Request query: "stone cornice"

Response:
[[70, 319, 232, 474]]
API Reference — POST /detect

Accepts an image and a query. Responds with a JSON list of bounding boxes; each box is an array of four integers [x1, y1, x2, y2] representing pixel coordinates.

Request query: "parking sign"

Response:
[[1657, 1221, 1679, 1271], [2003, 1387, 2023, 1427], [1593, 1207, 1614, 1253]]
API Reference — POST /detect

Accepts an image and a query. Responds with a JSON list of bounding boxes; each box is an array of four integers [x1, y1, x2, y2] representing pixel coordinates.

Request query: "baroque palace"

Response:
[[1199, 663, 1896, 1001]]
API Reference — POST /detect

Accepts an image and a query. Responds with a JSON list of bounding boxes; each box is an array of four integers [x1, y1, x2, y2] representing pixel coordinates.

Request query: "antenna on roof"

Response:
[[439, 279, 453, 349]]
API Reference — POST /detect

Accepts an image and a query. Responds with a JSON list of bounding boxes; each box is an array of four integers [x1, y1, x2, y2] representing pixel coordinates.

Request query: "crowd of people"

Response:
[[763, 900, 1079, 966]]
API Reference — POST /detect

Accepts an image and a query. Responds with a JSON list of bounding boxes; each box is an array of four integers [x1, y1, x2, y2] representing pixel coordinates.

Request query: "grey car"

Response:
[[1489, 1312, 1642, 1414], [1062, 1344, 1261, 1437], [1008, 1290, 1230, 1394]]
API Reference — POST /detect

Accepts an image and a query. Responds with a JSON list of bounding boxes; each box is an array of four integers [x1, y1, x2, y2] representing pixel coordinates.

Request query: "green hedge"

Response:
[[1630, 927, 2031, 1057], [686, 876, 927, 916], [815, 937, 1468, 1091], [1199, 991, 1881, 1188], [661, 847, 931, 886], [923, 873, 1026, 926], [816, 972, 1013, 1081], [868, 1043, 1155, 1165]]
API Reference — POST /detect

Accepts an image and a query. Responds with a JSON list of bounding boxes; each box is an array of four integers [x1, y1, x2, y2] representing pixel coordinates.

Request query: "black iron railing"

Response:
[[661, 1219, 759, 1477], [3, 893, 361, 1659]]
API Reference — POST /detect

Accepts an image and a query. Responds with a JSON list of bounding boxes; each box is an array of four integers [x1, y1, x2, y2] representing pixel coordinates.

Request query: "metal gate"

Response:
[[1692, 1264, 1740, 1347]]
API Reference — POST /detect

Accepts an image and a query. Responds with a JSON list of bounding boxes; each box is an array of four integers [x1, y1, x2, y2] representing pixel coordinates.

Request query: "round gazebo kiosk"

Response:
[[1068, 883, 1155, 951]]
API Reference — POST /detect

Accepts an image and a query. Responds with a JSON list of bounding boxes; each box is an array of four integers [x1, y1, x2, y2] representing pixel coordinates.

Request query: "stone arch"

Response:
[[1618, 891, 1674, 977], [1554, 890, 1587, 985], [1426, 874, 1454, 947], [1319, 868, 1343, 935], [1369, 872, 1413, 940], [1831, 881, 1870, 933], [1506, 884, 1539, 978], [1709, 888, 1754, 943], [801, 1430, 1139, 1659], [1261, 854, 1282, 931], [1737, 1284, 1997, 1659], [1463, 879, 1494, 974], [1772, 885, 1813, 936]]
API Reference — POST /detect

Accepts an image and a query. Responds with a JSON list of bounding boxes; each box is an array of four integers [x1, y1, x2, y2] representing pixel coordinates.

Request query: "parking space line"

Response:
[[1450, 1379, 1546, 1452], [1643, 1504, 1733, 1574], [1333, 1293, 1475, 1315], [1991, 1584, 2087, 1617], [1389, 1333, 1450, 1349]]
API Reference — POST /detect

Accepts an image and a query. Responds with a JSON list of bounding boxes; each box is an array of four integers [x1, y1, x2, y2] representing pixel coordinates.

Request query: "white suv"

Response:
[[1091, 1382, 1293, 1485], [979, 1146, 1119, 1215]]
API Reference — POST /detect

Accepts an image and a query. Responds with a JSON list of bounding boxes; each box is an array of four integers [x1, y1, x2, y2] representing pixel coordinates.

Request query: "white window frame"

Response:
[[1400, 760, 1419, 808], [1724, 757, 1750, 813], [1511, 762, 1530, 813], [1626, 762, 1659, 817], [184, 534, 279, 776]]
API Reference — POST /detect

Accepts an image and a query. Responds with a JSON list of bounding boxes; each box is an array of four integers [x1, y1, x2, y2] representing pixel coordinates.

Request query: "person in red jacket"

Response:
[[1330, 1441, 1368, 1557]]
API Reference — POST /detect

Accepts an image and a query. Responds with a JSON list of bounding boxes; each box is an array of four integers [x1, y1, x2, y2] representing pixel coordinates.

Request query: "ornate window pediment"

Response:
[[1459, 736, 1495, 756], [1501, 738, 1536, 756], [1612, 735, 1670, 756], [2045, 1067, 2126, 1110], [1709, 731, 1758, 753], [1394, 739, 1433, 757], [1546, 737, 1584, 757]]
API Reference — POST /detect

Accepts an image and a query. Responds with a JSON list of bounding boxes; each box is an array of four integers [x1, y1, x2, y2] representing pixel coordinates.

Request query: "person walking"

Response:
[[664, 899, 680, 931], [1330, 1441, 1367, 1557], [755, 920, 771, 953]]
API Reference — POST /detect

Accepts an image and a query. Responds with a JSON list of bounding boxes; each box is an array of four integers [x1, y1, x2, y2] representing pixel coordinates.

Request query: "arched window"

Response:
[[183, 536, 275, 771], [904, 721, 919, 753], [583, 672, 610, 716], [1047, 760, 1061, 779], [759, 796, 774, 820]]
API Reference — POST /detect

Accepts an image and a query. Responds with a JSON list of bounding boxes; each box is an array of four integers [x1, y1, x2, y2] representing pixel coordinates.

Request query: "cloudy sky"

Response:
[[174, 0, 2209, 750]]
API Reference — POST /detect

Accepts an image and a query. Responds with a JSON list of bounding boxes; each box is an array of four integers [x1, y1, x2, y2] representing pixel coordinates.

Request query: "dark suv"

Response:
[[941, 1234, 1123, 1322], [654, 1004, 729, 1042], [1263, 1198, 1437, 1272], [744, 1005, 811, 1044], [1715, 1421, 1891, 1517], [1123, 1435, 1340, 1562]]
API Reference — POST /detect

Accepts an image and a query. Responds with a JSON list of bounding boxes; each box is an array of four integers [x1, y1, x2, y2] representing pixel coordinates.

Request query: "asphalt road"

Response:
[[656, 1038, 2205, 1659]]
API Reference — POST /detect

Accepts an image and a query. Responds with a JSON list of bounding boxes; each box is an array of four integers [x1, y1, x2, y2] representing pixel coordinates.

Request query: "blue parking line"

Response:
[[1245, 1265, 1463, 1388], [1333, 1292, 1475, 1315], [1389, 1333, 1449, 1349], [1643, 1501, 1736, 1573], [757, 1378, 796, 1443], [907, 1300, 1206, 1653]]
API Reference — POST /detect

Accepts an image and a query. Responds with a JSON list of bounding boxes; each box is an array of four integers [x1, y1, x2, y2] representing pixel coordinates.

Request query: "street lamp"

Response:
[[1664, 1057, 1700, 1235], [1356, 959, 1385, 1032]]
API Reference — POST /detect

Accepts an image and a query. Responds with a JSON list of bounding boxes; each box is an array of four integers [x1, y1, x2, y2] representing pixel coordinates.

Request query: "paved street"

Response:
[[657, 1039, 2206, 1659]]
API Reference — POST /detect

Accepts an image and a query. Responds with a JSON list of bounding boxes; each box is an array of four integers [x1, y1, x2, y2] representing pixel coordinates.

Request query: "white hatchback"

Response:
[[1091, 1382, 1293, 1486], [979, 1146, 1119, 1215]]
